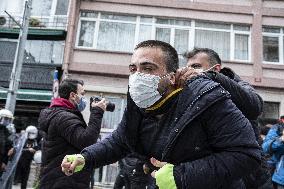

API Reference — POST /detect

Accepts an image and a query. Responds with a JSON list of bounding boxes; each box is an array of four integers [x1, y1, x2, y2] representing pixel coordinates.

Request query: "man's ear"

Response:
[[214, 64, 221, 72], [69, 91, 76, 101]]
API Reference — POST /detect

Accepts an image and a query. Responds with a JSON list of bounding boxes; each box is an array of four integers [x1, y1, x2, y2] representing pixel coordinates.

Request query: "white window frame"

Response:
[[76, 11, 252, 62]]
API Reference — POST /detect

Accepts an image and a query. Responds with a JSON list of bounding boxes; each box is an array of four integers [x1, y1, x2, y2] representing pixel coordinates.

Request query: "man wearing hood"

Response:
[[62, 40, 261, 189], [38, 79, 106, 189]]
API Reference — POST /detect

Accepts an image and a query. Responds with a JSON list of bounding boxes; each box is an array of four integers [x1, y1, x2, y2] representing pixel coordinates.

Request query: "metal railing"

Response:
[[0, 14, 68, 30]]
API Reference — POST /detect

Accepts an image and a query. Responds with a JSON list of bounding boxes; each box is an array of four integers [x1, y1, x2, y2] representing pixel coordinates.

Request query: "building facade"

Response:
[[63, 0, 284, 186], [0, 0, 69, 130]]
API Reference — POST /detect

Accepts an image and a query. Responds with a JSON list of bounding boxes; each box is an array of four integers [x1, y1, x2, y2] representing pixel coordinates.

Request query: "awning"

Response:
[[0, 89, 52, 102], [0, 28, 66, 40]]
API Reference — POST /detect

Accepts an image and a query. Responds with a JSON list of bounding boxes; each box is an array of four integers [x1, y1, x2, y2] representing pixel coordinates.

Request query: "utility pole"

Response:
[[5, 0, 32, 114]]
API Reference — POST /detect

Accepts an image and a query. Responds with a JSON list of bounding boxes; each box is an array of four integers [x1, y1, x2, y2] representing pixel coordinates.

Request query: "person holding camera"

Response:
[[262, 116, 284, 189], [38, 79, 107, 189]]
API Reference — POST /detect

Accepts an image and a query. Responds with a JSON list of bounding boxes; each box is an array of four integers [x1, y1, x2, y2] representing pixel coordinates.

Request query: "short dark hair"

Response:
[[280, 115, 284, 120], [134, 40, 179, 73], [58, 79, 84, 99], [184, 48, 221, 67]]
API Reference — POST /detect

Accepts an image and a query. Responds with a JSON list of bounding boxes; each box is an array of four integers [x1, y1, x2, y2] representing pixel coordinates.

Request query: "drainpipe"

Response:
[[62, 0, 79, 79]]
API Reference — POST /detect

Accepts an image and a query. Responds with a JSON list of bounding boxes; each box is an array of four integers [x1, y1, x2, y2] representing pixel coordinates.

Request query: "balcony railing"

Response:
[[0, 14, 68, 30]]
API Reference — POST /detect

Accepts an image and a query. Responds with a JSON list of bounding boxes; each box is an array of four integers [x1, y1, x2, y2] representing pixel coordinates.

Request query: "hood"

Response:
[[50, 98, 75, 109], [38, 108, 59, 133]]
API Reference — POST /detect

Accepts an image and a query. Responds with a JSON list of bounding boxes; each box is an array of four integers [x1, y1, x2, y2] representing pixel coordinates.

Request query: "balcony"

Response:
[[0, 15, 67, 40]]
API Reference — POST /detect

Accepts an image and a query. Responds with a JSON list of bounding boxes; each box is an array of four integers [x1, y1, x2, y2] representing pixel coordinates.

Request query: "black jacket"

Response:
[[38, 103, 104, 189], [206, 68, 271, 188], [82, 76, 261, 189]]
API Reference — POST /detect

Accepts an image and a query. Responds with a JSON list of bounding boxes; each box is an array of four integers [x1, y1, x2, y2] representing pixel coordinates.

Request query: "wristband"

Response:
[[66, 154, 85, 173], [155, 164, 177, 189]]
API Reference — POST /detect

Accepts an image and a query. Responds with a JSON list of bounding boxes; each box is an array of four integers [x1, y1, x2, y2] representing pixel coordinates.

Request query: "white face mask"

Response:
[[193, 64, 219, 73], [28, 133, 37, 140], [129, 72, 168, 108]]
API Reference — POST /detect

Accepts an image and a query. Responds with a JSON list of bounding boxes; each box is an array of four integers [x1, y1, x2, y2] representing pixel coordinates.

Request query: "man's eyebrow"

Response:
[[140, 61, 158, 68], [190, 63, 201, 67]]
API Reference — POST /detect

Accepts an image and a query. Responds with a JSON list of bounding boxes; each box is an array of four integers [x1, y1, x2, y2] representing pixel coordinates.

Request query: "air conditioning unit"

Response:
[[0, 16, 7, 26]]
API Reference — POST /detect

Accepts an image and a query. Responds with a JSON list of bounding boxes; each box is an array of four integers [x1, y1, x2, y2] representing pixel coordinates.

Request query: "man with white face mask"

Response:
[[62, 40, 261, 189], [38, 79, 107, 189]]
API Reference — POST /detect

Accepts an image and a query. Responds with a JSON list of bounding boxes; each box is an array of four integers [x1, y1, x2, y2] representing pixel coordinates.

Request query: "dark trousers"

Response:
[[15, 161, 31, 189]]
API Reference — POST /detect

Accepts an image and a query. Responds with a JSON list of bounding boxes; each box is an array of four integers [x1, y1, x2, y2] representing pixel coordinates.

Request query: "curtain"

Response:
[[97, 21, 135, 52], [195, 29, 230, 60], [235, 34, 248, 60], [174, 29, 189, 55], [138, 24, 152, 44], [156, 27, 171, 43], [78, 21, 95, 47]]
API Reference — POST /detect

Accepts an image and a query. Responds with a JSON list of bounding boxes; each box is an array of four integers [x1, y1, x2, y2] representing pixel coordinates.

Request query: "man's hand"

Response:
[[175, 67, 202, 88], [150, 157, 167, 178], [150, 157, 177, 189], [91, 98, 107, 111], [61, 154, 85, 176], [1, 163, 6, 171], [28, 148, 36, 153], [7, 148, 14, 157]]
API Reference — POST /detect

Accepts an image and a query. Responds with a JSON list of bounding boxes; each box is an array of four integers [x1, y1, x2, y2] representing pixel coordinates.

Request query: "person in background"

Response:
[[261, 124, 273, 142], [0, 109, 15, 178], [177, 48, 271, 189], [262, 116, 284, 189], [14, 125, 39, 189], [39, 79, 106, 189], [114, 155, 155, 189]]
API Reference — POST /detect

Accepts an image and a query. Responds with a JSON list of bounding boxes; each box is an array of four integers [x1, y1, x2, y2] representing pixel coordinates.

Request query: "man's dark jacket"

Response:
[[206, 68, 271, 188], [38, 98, 104, 189], [82, 76, 261, 189]]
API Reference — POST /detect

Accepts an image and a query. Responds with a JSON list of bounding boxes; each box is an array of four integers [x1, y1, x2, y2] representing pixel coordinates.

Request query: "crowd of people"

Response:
[[0, 39, 284, 189]]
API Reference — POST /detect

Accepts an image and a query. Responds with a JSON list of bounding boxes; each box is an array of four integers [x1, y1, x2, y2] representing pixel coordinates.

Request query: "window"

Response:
[[156, 28, 171, 43], [92, 95, 126, 186], [263, 36, 279, 62], [235, 34, 249, 60], [195, 29, 230, 60], [30, 0, 69, 29], [78, 21, 96, 47], [259, 101, 280, 127], [77, 11, 251, 63], [24, 40, 64, 64], [101, 96, 126, 130], [97, 21, 135, 52], [93, 132, 119, 185], [55, 0, 69, 15], [0, 40, 17, 63], [31, 0, 53, 16], [262, 26, 284, 64]]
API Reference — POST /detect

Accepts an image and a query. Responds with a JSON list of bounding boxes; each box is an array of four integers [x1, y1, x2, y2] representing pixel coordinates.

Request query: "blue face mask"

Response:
[[76, 95, 87, 112]]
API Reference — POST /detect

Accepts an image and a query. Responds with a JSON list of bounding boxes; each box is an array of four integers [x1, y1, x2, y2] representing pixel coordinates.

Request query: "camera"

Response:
[[90, 96, 115, 112]]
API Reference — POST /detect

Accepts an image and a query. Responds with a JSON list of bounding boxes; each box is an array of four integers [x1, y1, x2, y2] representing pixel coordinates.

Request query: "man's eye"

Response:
[[191, 64, 201, 69], [144, 67, 152, 71]]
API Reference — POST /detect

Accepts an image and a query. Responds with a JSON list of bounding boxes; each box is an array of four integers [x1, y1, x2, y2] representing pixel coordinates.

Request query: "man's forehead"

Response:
[[131, 47, 164, 63]]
